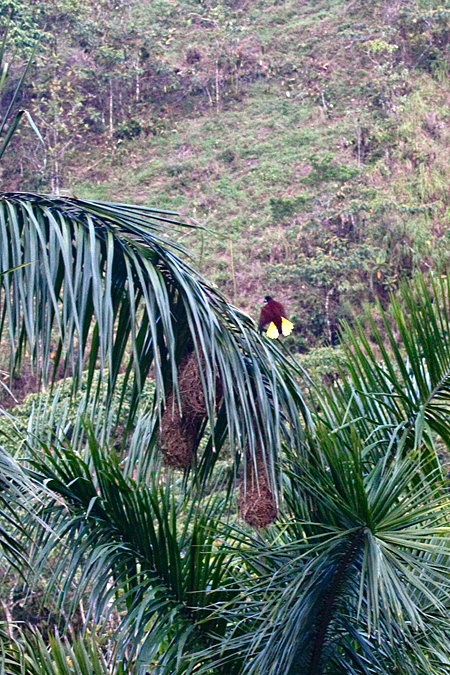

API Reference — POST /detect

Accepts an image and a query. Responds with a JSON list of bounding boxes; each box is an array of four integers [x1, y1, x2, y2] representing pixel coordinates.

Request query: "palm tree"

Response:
[[218, 275, 450, 674], [0, 34, 308, 670], [0, 192, 309, 499], [330, 275, 450, 460], [0, 30, 309, 504], [2, 27, 450, 675], [206, 427, 450, 674], [0, 139, 312, 675], [2, 274, 447, 675], [0, 629, 111, 675], [0, 28, 313, 671]]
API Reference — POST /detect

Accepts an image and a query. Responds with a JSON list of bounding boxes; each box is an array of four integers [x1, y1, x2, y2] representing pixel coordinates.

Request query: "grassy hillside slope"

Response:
[[4, 0, 450, 349]]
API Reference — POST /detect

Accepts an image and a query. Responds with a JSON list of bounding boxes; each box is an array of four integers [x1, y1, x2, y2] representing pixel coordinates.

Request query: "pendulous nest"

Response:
[[178, 351, 223, 418], [178, 351, 208, 418], [158, 350, 223, 469], [238, 454, 277, 528], [159, 394, 197, 468]]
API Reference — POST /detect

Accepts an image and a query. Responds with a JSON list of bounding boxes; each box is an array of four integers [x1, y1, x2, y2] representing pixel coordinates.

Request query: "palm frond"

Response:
[[0, 439, 48, 572], [0, 628, 112, 675], [200, 423, 450, 675], [0, 193, 310, 488], [319, 274, 450, 467], [26, 424, 239, 674]]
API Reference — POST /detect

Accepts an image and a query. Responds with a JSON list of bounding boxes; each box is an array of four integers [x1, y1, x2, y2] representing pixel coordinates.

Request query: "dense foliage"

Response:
[[2, 269, 450, 674], [1, 166, 450, 674], [4, 0, 450, 347], [3, 2, 450, 674]]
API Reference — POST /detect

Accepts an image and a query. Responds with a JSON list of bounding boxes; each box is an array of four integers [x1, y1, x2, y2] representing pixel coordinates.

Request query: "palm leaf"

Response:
[[0, 193, 310, 488], [0, 629, 112, 675], [26, 423, 240, 674], [0, 440, 48, 572], [319, 274, 450, 467], [200, 422, 450, 675]]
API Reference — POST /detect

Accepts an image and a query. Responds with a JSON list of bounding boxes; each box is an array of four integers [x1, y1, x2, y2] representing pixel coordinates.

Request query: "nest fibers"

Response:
[[178, 351, 208, 417], [158, 393, 196, 468], [159, 351, 222, 468], [238, 453, 277, 528]]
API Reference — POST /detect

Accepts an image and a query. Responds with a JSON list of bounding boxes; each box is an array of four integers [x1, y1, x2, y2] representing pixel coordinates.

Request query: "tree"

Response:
[[0, 196, 310, 671], [0, 35, 312, 669], [1, 273, 449, 675], [2, 24, 450, 675]]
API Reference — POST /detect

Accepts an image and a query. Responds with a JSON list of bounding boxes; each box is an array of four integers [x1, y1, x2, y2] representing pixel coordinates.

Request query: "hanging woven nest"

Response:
[[177, 351, 208, 418], [158, 350, 223, 468], [159, 394, 197, 468], [178, 351, 223, 419], [238, 454, 277, 528]]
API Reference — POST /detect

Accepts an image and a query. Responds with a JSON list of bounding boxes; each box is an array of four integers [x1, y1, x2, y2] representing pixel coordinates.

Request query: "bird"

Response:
[[258, 296, 294, 339]]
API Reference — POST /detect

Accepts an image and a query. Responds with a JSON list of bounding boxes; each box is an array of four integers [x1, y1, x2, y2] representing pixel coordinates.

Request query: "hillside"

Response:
[[3, 0, 450, 350]]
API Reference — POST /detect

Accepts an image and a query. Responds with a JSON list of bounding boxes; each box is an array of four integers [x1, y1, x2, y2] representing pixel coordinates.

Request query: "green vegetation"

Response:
[[3, 242, 450, 672], [4, 0, 450, 347], [5, 2, 450, 674]]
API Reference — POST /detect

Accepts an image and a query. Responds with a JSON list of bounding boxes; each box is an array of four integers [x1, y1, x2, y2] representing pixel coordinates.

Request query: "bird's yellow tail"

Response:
[[266, 317, 294, 339], [281, 317, 294, 336], [266, 322, 279, 339]]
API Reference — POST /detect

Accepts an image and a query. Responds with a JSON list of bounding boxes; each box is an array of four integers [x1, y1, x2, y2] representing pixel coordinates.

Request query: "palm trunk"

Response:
[[306, 527, 365, 675]]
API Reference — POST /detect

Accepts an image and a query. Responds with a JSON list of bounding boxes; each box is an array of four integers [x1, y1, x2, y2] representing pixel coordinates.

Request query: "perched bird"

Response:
[[259, 296, 294, 339]]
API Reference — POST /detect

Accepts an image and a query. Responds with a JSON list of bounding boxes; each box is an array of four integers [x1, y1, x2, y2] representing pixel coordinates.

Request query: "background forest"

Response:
[[4, 1, 450, 674], [5, 0, 450, 352]]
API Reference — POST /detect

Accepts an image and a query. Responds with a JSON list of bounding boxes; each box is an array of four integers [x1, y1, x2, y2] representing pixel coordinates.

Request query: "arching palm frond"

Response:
[[26, 420, 241, 675], [0, 192, 311, 488], [0, 629, 112, 675], [202, 422, 450, 675], [319, 274, 450, 467], [6, 237, 450, 674]]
